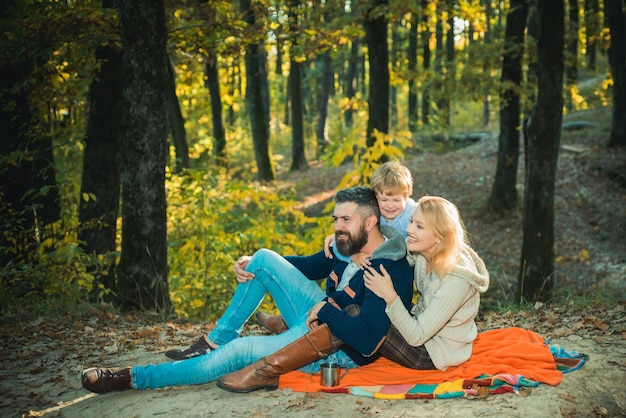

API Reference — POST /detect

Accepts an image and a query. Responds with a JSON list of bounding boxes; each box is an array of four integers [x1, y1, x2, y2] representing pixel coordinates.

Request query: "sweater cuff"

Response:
[[385, 296, 402, 314]]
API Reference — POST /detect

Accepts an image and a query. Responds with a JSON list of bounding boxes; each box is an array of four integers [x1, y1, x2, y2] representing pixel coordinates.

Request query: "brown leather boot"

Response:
[[216, 324, 339, 393], [82, 366, 132, 393], [256, 311, 288, 334]]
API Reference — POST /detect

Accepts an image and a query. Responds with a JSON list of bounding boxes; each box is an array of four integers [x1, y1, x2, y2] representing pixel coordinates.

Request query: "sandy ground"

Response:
[[1, 307, 623, 418]]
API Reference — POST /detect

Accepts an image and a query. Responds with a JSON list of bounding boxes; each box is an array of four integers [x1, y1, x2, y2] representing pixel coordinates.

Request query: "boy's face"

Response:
[[376, 192, 408, 221]]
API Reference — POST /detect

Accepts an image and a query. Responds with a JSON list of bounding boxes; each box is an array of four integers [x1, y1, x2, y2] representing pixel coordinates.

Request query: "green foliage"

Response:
[[166, 169, 323, 320], [321, 127, 413, 191], [0, 219, 113, 314]]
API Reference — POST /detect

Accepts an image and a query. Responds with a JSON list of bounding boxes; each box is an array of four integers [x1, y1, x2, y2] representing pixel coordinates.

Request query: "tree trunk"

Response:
[[488, 0, 530, 214], [165, 57, 189, 173], [344, 38, 360, 128], [288, 0, 307, 171], [443, 0, 455, 127], [390, 21, 400, 128], [0, 0, 60, 271], [517, 0, 564, 303], [525, 0, 539, 114], [205, 51, 227, 167], [241, 0, 274, 181], [421, 0, 431, 125], [408, 13, 418, 132], [604, 0, 626, 147], [483, 0, 493, 127], [289, 59, 307, 170], [584, 0, 599, 71], [116, 0, 171, 312], [78, 19, 124, 298], [316, 49, 333, 154], [565, 0, 579, 110], [435, 2, 445, 124], [364, 1, 390, 149]]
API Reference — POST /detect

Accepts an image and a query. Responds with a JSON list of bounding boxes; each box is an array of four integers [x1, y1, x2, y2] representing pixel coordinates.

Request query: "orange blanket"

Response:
[[279, 327, 564, 393]]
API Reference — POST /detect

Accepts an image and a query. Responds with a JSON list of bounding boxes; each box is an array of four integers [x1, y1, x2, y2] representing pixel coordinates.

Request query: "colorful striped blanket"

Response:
[[278, 327, 587, 399]]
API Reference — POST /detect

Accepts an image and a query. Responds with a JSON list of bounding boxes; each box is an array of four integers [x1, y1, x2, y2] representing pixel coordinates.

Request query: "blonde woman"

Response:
[[364, 196, 490, 371]]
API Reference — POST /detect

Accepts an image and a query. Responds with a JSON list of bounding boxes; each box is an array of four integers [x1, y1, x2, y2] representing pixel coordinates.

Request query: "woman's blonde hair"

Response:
[[416, 196, 467, 277]]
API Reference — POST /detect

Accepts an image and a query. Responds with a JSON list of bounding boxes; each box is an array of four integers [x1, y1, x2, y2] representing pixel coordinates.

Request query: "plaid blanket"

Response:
[[278, 327, 588, 399]]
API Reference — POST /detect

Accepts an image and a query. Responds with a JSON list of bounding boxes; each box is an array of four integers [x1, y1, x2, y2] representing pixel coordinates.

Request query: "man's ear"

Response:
[[366, 214, 379, 231]]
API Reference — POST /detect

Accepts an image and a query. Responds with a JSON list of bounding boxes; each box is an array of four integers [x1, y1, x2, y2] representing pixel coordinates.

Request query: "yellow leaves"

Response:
[[82, 192, 97, 202]]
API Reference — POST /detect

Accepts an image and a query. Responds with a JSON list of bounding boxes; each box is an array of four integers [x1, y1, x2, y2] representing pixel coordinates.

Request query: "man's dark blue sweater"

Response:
[[285, 225, 414, 365]]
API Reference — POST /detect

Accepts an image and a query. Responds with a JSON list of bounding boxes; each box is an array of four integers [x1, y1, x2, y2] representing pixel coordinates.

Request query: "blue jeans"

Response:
[[132, 320, 357, 390], [131, 249, 357, 390], [208, 248, 327, 345]]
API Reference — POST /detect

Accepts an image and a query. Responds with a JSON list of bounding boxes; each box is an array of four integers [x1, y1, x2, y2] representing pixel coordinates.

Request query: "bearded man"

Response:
[[82, 186, 413, 394]]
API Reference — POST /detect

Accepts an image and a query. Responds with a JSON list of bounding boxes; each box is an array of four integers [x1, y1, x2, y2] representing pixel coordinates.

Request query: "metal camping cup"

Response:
[[320, 362, 342, 387]]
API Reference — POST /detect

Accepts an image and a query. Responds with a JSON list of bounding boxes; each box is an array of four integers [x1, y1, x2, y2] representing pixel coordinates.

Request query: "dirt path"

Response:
[[1, 304, 623, 418], [23, 337, 626, 418]]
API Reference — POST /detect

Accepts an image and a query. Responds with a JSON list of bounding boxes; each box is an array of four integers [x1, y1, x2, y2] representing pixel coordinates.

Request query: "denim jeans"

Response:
[[208, 248, 327, 345], [131, 249, 359, 390], [131, 317, 358, 390]]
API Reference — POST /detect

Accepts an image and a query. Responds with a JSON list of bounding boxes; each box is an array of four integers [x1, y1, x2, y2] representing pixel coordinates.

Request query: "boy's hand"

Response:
[[351, 252, 371, 270], [323, 234, 335, 259]]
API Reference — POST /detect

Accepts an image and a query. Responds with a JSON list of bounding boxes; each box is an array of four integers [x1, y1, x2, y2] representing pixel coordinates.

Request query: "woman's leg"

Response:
[[209, 249, 326, 345], [377, 325, 436, 370]]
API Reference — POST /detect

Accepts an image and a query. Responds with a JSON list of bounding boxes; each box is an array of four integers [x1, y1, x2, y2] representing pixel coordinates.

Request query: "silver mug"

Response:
[[320, 362, 342, 387]]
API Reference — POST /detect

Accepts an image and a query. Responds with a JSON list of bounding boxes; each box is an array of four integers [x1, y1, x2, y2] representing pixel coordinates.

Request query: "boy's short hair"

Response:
[[370, 162, 413, 197]]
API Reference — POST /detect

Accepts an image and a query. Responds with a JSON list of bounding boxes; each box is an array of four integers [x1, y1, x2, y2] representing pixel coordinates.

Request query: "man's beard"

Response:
[[335, 224, 368, 257]]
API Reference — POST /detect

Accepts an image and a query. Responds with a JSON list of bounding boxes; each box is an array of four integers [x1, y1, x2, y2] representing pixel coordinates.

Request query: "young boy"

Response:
[[324, 161, 417, 268]]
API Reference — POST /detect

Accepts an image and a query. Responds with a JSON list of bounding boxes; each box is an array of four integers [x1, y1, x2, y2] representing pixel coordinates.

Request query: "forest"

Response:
[[1, 0, 625, 321]]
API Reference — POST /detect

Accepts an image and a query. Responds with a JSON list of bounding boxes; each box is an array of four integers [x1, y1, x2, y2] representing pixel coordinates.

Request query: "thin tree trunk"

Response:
[[488, 0, 530, 214], [165, 57, 189, 172], [364, 0, 390, 149], [241, 0, 274, 181], [565, 0, 579, 110], [604, 0, 626, 147], [205, 51, 227, 166], [316, 49, 332, 154], [344, 38, 360, 128], [421, 0, 431, 125], [390, 21, 400, 128], [408, 13, 418, 132], [79, 5, 124, 298], [288, 0, 307, 171], [584, 0, 599, 71]]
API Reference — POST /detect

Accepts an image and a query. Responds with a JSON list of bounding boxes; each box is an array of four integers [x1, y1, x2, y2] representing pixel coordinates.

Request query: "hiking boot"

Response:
[[256, 311, 288, 335], [164, 336, 213, 361], [82, 366, 131, 393]]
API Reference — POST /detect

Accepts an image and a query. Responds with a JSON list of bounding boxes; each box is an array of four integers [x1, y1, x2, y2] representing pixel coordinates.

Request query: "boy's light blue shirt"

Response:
[[332, 197, 417, 262]]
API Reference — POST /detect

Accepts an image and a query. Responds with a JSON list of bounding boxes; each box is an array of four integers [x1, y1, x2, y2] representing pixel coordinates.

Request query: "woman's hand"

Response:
[[233, 255, 254, 283], [323, 234, 334, 258], [363, 265, 399, 306]]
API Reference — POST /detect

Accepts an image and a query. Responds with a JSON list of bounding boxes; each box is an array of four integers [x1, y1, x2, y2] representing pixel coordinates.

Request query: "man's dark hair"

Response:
[[334, 186, 381, 221]]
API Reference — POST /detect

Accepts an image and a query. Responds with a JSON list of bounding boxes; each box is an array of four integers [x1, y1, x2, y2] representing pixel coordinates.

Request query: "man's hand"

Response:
[[323, 234, 334, 259], [306, 301, 326, 330], [233, 255, 254, 283]]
